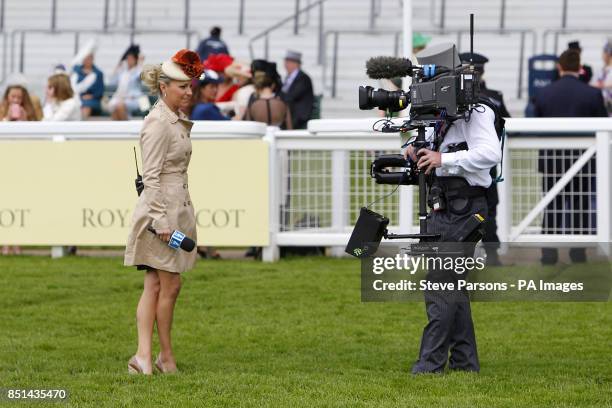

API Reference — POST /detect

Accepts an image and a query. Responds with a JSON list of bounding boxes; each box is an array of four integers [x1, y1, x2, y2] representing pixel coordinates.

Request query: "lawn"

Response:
[[0, 256, 610, 407]]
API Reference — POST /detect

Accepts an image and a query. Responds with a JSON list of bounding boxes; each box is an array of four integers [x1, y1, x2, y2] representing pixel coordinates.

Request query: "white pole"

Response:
[[399, 0, 414, 235], [402, 0, 412, 58]]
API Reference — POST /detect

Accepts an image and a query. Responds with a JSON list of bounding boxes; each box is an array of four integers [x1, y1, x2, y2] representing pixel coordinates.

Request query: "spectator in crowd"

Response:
[[43, 72, 81, 255], [189, 70, 229, 121], [43, 73, 81, 121], [196, 26, 230, 62], [280, 50, 314, 129], [71, 39, 104, 118], [594, 39, 612, 115], [534, 49, 607, 265], [189, 70, 228, 260], [568, 41, 593, 84], [223, 61, 253, 118], [0, 76, 42, 122], [0, 75, 42, 255], [412, 32, 431, 55], [108, 44, 146, 120], [243, 68, 292, 129], [203, 53, 238, 104]]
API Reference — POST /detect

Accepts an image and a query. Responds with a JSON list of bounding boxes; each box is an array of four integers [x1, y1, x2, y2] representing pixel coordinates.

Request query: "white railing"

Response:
[[0, 118, 610, 262], [263, 118, 612, 261]]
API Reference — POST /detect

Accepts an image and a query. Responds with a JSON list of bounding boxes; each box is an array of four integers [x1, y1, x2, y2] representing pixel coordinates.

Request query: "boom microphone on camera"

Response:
[[147, 226, 196, 252], [365, 56, 413, 79]]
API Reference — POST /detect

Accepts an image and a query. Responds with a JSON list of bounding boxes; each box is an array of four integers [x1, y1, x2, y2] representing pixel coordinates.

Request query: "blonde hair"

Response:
[[47, 74, 74, 101], [141, 64, 171, 95], [253, 71, 275, 91]]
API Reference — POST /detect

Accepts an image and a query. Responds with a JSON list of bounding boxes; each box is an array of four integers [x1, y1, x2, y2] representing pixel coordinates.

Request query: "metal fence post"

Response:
[[74, 32, 80, 57], [0, 0, 5, 31], [517, 31, 525, 99], [103, 0, 110, 31], [317, 1, 324, 64], [561, 0, 568, 28], [184, 0, 190, 30], [500, 0, 506, 29], [294, 0, 300, 34], [50, 0, 57, 31], [19, 31, 25, 73], [439, 0, 446, 29], [331, 32, 338, 98], [238, 0, 245, 34], [131, 0, 136, 29], [369, 0, 375, 29]]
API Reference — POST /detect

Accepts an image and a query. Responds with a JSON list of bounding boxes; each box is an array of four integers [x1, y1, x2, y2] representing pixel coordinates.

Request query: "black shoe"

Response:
[[245, 247, 258, 257], [486, 251, 502, 266], [569, 248, 586, 263], [541, 248, 558, 265]]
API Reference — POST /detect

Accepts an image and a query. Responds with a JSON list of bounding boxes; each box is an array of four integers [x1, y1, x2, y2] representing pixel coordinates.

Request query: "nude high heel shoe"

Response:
[[155, 354, 178, 374], [128, 355, 150, 375]]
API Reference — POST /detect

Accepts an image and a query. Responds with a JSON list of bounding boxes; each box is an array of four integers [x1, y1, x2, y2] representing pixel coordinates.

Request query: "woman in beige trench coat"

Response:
[[124, 49, 203, 375]]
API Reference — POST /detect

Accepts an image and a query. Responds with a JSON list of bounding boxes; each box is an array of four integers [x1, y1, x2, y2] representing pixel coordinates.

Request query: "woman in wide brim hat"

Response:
[[124, 49, 203, 375]]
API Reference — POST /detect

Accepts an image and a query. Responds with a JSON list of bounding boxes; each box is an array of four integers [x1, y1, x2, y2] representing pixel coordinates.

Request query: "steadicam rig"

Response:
[[346, 14, 486, 258]]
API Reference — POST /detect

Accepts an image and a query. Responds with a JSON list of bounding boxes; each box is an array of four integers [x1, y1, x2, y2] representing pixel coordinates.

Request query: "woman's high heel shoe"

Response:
[[155, 355, 178, 374], [128, 355, 150, 375]]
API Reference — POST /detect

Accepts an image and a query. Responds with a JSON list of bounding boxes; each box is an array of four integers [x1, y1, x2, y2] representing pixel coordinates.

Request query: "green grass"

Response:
[[0, 256, 610, 407]]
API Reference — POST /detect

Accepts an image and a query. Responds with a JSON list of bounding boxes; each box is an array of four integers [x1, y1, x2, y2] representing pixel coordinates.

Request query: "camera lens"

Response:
[[358, 86, 409, 112]]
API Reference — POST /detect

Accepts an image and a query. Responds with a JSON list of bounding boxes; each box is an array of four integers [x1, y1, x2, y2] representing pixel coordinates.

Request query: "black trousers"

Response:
[[412, 196, 487, 374]]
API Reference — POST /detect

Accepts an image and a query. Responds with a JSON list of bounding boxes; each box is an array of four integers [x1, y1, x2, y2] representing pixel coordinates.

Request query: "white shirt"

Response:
[[43, 97, 82, 121], [420, 105, 501, 187]]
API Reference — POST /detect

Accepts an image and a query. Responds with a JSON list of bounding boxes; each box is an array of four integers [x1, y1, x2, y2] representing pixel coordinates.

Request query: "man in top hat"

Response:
[[568, 41, 593, 84], [280, 50, 314, 129]]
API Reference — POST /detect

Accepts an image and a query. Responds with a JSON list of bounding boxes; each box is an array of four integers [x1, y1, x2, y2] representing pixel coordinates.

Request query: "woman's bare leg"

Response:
[[156, 270, 182, 370], [112, 102, 128, 120], [135, 270, 160, 374]]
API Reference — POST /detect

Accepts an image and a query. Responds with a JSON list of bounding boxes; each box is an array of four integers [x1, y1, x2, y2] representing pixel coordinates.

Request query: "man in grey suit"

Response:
[[280, 50, 314, 130]]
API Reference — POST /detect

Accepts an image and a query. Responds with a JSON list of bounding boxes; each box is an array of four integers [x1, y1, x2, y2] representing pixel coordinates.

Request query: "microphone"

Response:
[[147, 226, 196, 252], [366, 56, 413, 79]]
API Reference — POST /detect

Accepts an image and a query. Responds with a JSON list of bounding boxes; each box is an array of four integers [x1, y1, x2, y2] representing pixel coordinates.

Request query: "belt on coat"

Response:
[[159, 172, 188, 185]]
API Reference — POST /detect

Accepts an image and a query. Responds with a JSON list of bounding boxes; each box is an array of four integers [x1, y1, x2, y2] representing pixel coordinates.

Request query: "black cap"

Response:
[[459, 52, 489, 65], [568, 41, 581, 50], [121, 44, 140, 61]]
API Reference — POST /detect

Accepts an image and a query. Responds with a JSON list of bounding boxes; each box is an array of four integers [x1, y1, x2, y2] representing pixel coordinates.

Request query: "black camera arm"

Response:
[[383, 125, 441, 241]]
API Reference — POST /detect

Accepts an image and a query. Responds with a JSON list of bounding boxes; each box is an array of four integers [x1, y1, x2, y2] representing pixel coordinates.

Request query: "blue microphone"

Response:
[[147, 226, 196, 252]]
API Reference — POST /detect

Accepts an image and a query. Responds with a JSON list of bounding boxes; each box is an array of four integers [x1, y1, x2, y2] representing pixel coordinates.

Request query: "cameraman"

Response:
[[403, 47, 502, 374]]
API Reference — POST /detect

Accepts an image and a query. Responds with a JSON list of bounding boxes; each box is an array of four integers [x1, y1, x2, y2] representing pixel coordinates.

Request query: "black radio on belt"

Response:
[[427, 185, 446, 212], [134, 147, 144, 196]]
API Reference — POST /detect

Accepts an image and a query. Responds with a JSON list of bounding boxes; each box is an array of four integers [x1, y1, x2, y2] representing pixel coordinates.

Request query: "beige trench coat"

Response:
[[124, 99, 197, 273]]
